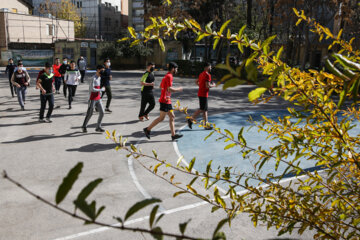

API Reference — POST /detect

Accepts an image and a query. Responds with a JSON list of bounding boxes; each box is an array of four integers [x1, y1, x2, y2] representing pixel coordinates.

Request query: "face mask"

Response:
[[106, 62, 111, 67], [18, 67, 23, 71], [63, 61, 67, 64], [150, 67, 155, 72]]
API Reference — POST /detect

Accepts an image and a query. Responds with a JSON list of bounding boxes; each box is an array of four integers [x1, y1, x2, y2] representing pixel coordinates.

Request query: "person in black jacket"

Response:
[[37, 62, 55, 123], [59, 57, 70, 97], [5, 58, 16, 97]]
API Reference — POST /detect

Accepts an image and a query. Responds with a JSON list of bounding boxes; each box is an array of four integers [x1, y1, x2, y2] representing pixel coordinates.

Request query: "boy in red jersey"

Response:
[[187, 62, 216, 130], [143, 62, 183, 141]]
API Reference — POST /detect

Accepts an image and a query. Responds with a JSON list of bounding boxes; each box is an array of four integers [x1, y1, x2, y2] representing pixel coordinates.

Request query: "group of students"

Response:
[[140, 61, 215, 141], [5, 58, 215, 140]]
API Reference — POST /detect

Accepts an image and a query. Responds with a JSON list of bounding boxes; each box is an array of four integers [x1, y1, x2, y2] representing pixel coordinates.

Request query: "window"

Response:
[[47, 24, 55, 36], [77, 1, 82, 8], [62, 48, 74, 60], [116, 6, 118, 11]]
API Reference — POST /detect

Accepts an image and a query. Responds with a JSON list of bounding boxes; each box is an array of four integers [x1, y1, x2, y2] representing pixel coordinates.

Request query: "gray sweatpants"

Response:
[[82, 99, 104, 129]]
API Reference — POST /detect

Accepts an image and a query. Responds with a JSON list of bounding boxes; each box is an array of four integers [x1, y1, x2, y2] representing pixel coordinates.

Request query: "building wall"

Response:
[[0, 12, 74, 45], [121, 0, 129, 27], [32, 0, 122, 40], [99, 0, 122, 40], [0, 0, 30, 14]]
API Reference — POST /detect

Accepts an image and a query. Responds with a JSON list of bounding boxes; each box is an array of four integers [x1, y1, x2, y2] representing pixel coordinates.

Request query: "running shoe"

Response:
[[144, 115, 150, 120], [187, 119, 193, 129], [105, 108, 112, 112], [39, 118, 45, 123], [143, 128, 151, 139], [82, 127, 87, 133], [139, 116, 144, 122], [95, 127, 105, 132], [171, 134, 183, 141], [45, 118, 52, 123]]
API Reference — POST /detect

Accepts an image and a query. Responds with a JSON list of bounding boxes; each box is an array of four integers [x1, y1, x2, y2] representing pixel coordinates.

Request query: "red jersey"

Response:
[[159, 72, 173, 104], [198, 71, 211, 97], [52, 64, 61, 77]]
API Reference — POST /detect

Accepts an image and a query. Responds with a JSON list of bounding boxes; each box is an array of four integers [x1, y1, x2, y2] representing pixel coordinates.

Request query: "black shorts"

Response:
[[199, 97, 208, 111], [160, 103, 173, 112]]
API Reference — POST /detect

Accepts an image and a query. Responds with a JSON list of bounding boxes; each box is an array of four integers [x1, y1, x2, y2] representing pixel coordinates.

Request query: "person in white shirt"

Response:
[[64, 60, 81, 109]]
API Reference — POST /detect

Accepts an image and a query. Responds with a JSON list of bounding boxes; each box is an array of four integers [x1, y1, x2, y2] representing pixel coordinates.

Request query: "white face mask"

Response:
[[107, 62, 111, 67]]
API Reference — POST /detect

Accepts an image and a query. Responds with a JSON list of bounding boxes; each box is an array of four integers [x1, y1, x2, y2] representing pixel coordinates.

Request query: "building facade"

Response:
[[0, 0, 75, 66], [32, 0, 123, 40]]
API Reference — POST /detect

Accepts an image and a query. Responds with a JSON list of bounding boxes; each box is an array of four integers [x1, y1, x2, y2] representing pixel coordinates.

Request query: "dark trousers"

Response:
[[83, 100, 104, 129], [101, 85, 112, 109], [40, 94, 54, 119], [62, 76, 67, 97], [139, 91, 155, 117], [80, 70, 86, 83], [8, 75, 14, 96], [67, 85, 77, 106], [54, 77, 62, 91]]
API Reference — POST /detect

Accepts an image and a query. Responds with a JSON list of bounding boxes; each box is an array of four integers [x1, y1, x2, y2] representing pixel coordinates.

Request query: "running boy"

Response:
[[59, 57, 70, 97], [138, 62, 156, 121], [5, 58, 16, 97], [64, 60, 80, 109], [37, 62, 55, 122], [187, 62, 216, 130], [82, 65, 106, 133], [53, 58, 62, 94], [143, 62, 183, 141], [101, 58, 112, 112], [11, 62, 31, 110]]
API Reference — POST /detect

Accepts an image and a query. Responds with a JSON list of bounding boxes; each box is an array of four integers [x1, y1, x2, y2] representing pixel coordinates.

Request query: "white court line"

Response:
[[52, 200, 209, 240]]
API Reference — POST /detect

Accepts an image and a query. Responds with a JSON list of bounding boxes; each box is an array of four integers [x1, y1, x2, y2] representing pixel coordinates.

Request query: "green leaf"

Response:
[[204, 131, 215, 141], [223, 78, 246, 90], [158, 38, 165, 52], [224, 129, 234, 139], [224, 143, 237, 150], [124, 198, 161, 221], [213, 232, 227, 240], [333, 53, 360, 71], [245, 52, 258, 67], [205, 21, 213, 33], [76, 178, 102, 203], [248, 87, 267, 102], [187, 157, 196, 172], [56, 162, 83, 205], [219, 20, 231, 36], [189, 19, 201, 29], [276, 46, 284, 59], [151, 226, 163, 240], [195, 33, 207, 42], [338, 84, 347, 108], [325, 59, 350, 81], [238, 25, 246, 38], [173, 191, 187, 197], [213, 38, 220, 50], [128, 27, 137, 38], [261, 35, 276, 49], [149, 205, 159, 228], [213, 218, 229, 238]]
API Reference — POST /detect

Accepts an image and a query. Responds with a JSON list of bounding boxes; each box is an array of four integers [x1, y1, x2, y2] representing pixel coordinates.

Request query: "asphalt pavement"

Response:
[[0, 70, 313, 240]]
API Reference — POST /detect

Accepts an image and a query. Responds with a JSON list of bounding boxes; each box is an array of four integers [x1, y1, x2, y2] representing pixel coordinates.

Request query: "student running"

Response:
[[11, 62, 31, 110], [37, 62, 55, 123], [5, 58, 16, 97], [59, 57, 70, 97], [143, 62, 183, 141], [64, 61, 80, 109], [53, 58, 62, 94], [187, 62, 216, 130], [77, 56, 87, 83], [82, 65, 106, 133], [101, 58, 113, 112], [138, 62, 156, 121]]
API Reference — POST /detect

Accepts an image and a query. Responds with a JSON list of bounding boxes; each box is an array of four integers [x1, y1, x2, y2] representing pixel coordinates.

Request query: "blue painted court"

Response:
[[177, 110, 360, 189]]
